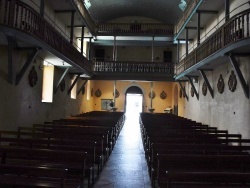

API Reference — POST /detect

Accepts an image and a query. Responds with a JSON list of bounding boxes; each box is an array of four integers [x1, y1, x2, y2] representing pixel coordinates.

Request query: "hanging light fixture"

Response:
[[179, 0, 187, 12]]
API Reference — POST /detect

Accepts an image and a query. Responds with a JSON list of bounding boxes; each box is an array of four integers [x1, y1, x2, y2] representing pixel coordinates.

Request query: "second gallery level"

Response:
[[0, 0, 249, 82]]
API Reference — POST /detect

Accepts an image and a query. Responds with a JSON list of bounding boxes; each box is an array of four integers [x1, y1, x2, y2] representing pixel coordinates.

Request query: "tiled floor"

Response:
[[93, 113, 151, 188]]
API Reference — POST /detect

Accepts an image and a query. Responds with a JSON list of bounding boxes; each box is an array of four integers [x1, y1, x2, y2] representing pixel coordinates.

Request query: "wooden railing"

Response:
[[0, 0, 92, 73], [175, 9, 250, 76], [93, 61, 174, 74], [97, 23, 174, 35]]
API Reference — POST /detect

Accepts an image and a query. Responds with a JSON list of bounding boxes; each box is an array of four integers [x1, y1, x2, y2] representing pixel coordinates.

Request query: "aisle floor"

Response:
[[93, 113, 152, 188]]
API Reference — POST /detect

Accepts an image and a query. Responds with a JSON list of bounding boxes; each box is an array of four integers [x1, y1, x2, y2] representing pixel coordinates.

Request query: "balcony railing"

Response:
[[96, 23, 174, 35], [93, 61, 174, 74], [0, 0, 92, 73], [175, 8, 250, 76]]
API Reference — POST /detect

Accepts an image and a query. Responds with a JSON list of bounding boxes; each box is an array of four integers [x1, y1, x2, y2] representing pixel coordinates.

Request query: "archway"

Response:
[[174, 84, 178, 115], [125, 86, 143, 115]]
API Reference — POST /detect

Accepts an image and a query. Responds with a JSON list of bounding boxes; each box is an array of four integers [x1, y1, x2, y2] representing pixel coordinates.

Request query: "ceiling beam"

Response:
[[67, 25, 86, 28], [185, 27, 204, 30], [196, 10, 219, 14], [54, 10, 75, 13]]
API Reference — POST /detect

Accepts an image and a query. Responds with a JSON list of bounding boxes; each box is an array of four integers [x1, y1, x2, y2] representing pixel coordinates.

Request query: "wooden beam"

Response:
[[68, 75, 80, 95], [199, 69, 214, 98], [185, 27, 204, 30], [178, 81, 189, 101], [186, 75, 199, 100], [77, 79, 88, 95], [196, 10, 219, 14], [54, 67, 70, 94], [70, 11, 75, 44], [228, 54, 249, 98], [54, 10, 76, 13], [7, 36, 14, 84], [15, 48, 39, 85]]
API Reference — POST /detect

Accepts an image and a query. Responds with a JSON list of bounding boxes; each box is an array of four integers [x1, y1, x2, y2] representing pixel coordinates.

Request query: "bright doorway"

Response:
[[125, 94, 143, 116]]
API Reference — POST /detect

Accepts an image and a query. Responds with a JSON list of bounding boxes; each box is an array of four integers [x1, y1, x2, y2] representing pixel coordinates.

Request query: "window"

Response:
[[42, 63, 54, 103]]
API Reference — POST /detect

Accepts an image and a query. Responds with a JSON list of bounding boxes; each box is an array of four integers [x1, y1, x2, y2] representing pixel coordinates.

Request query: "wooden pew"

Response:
[[0, 164, 68, 188], [0, 146, 88, 188], [0, 136, 103, 182], [0, 131, 105, 184], [17, 126, 112, 159], [155, 154, 250, 187], [164, 171, 250, 188]]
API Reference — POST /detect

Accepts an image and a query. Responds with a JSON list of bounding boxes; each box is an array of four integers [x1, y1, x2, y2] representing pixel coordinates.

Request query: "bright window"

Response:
[[86, 80, 90, 100], [42, 63, 54, 103]]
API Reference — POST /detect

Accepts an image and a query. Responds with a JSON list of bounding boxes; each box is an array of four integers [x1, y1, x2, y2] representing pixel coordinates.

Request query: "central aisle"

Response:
[[93, 113, 151, 188]]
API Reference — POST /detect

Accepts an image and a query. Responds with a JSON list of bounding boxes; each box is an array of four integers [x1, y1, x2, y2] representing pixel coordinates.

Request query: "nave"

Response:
[[93, 112, 151, 188]]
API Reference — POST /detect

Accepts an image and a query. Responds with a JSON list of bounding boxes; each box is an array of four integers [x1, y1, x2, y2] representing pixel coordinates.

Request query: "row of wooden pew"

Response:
[[140, 113, 250, 188], [0, 111, 125, 188]]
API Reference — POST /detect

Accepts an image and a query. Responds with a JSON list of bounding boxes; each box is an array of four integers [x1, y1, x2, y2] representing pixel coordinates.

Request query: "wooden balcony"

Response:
[[175, 8, 250, 78], [96, 23, 174, 36], [0, 0, 92, 75], [92, 60, 175, 81]]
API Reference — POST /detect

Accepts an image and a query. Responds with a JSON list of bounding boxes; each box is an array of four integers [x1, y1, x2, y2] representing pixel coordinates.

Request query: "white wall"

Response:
[[0, 46, 86, 130], [181, 56, 250, 138]]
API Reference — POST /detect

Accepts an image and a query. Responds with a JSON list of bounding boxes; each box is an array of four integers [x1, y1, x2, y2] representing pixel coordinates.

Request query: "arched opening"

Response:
[[174, 84, 178, 115], [125, 86, 143, 116]]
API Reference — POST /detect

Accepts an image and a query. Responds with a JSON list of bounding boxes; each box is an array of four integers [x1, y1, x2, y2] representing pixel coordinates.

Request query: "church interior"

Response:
[[1, 0, 250, 187]]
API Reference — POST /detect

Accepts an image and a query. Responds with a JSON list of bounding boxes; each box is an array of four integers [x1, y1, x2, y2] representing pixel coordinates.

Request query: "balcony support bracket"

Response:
[[228, 54, 249, 99], [77, 79, 88, 95], [15, 48, 39, 85], [54, 67, 70, 94], [199, 69, 214, 98], [7, 35, 15, 84], [178, 81, 189, 101], [186, 75, 199, 100], [68, 74, 80, 95]]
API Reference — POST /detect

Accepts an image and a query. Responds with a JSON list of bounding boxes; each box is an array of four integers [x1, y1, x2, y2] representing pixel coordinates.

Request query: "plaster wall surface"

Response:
[[182, 57, 250, 138], [92, 80, 173, 113], [0, 46, 87, 130]]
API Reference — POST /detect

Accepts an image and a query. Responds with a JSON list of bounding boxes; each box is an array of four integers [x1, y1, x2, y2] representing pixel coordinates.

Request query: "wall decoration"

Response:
[[148, 91, 156, 99], [179, 89, 182, 98], [202, 81, 207, 96], [101, 99, 113, 110], [190, 87, 194, 97], [113, 89, 120, 98], [160, 91, 167, 99], [95, 89, 102, 98], [28, 66, 38, 87], [228, 70, 237, 92], [217, 74, 224, 94], [60, 79, 65, 92]]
